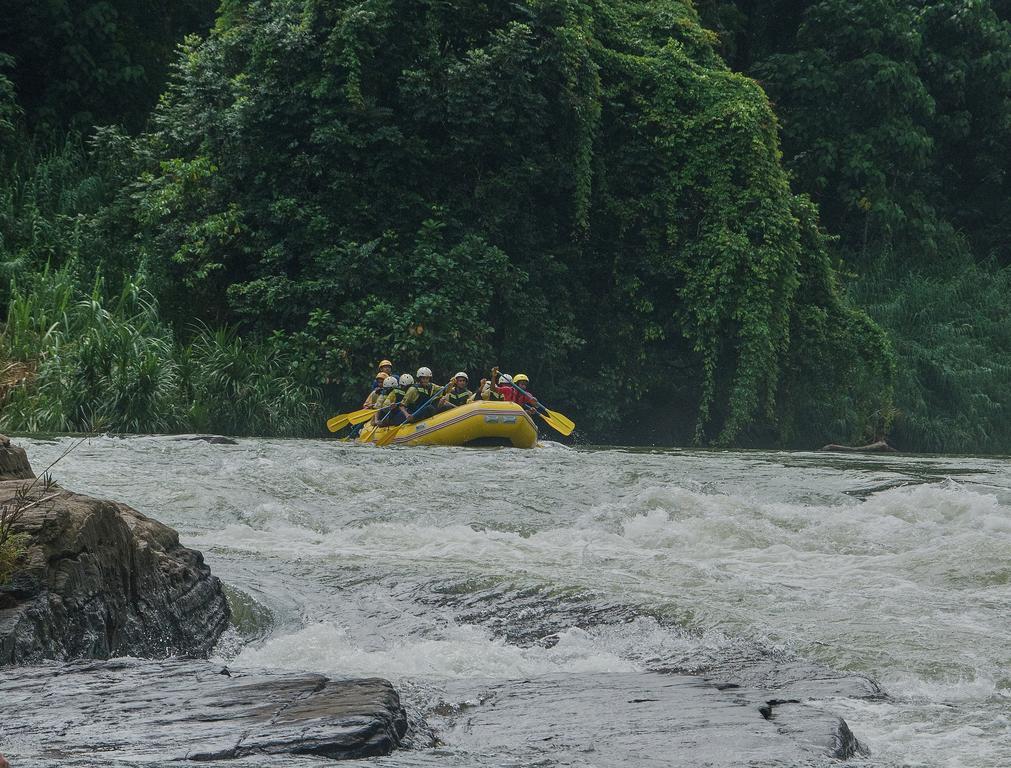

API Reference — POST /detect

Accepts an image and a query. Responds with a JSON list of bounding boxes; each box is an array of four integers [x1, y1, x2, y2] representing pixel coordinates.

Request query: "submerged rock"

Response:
[[820, 440, 897, 453], [0, 445, 230, 664], [0, 658, 408, 762], [174, 434, 240, 445], [426, 577, 874, 761]]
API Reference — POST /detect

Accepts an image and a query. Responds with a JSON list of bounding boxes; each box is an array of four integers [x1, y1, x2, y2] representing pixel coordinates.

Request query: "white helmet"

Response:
[[454, 371, 468, 380], [417, 366, 432, 378], [383, 375, 398, 389], [499, 373, 513, 384], [399, 373, 414, 387]]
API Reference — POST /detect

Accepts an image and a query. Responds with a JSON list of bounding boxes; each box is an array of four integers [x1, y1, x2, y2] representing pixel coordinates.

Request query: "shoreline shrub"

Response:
[[0, 269, 320, 437]]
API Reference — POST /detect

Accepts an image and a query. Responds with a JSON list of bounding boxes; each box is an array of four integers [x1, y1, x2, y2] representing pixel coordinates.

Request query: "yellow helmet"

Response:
[[376, 372, 388, 381], [378, 359, 393, 369], [513, 373, 529, 385]]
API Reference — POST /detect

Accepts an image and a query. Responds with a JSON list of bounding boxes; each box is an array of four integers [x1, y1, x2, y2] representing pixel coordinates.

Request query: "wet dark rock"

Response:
[[695, 657, 874, 759], [0, 434, 34, 480], [176, 434, 240, 445], [424, 576, 874, 761], [0, 658, 407, 762], [820, 440, 897, 453], [0, 473, 230, 664], [431, 672, 864, 765], [761, 699, 866, 759]]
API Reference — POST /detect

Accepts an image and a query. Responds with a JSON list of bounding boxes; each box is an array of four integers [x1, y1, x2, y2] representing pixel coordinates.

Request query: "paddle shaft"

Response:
[[500, 377, 574, 435], [500, 378, 546, 415], [375, 382, 451, 445]]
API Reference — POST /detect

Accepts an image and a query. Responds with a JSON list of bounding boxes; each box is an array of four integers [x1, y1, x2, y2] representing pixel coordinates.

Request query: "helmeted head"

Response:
[[416, 366, 433, 385], [383, 375, 398, 389], [378, 359, 393, 374], [399, 373, 414, 387], [513, 373, 529, 387], [376, 372, 388, 383], [499, 373, 513, 385], [453, 371, 468, 387]]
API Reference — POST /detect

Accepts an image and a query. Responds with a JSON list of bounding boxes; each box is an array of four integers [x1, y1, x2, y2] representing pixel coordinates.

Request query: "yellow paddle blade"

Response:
[[347, 409, 378, 426], [375, 424, 403, 447], [326, 407, 375, 432], [326, 415, 349, 432], [538, 410, 574, 436], [545, 408, 575, 433]]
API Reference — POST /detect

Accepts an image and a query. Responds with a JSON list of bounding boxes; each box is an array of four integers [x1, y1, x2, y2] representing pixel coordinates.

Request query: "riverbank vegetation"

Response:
[[2, 0, 1009, 452], [697, 0, 1011, 453], [0, 269, 319, 435]]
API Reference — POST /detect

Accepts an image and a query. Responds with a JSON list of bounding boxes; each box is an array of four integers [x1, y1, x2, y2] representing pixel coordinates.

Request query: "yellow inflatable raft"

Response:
[[357, 401, 538, 448]]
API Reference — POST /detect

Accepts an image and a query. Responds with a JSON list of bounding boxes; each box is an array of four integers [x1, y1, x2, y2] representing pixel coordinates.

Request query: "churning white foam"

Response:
[[21, 437, 1011, 768], [230, 620, 639, 680]]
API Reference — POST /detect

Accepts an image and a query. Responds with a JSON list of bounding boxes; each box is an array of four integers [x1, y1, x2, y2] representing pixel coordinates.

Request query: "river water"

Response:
[[14, 436, 1011, 766]]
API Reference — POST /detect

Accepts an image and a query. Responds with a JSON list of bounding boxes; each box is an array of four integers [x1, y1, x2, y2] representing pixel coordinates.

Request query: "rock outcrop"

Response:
[[0, 434, 34, 481], [0, 658, 408, 761], [0, 439, 414, 764], [0, 440, 230, 664]]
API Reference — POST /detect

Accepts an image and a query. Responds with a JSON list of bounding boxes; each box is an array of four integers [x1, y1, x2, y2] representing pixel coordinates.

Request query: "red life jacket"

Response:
[[498, 385, 536, 407]]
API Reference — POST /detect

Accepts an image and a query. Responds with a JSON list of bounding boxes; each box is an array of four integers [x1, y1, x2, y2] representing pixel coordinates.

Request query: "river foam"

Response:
[[21, 436, 1011, 767], [231, 620, 641, 679]]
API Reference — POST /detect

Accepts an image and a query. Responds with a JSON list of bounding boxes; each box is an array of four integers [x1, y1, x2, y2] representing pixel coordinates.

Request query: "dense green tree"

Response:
[[701, 0, 1011, 263], [695, 0, 808, 67], [0, 54, 18, 148], [752, 0, 939, 257], [917, 0, 1011, 260], [694, 0, 1011, 451], [124, 0, 890, 444], [0, 0, 215, 131]]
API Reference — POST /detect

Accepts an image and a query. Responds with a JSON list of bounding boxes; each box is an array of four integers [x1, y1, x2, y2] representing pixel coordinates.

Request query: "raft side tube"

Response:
[[357, 401, 537, 448]]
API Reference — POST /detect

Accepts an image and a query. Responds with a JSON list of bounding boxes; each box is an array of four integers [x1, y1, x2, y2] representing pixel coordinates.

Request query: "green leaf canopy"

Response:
[[134, 0, 891, 444]]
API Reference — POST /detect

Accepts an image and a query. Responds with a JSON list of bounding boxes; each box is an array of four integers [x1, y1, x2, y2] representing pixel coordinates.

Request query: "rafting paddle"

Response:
[[374, 382, 451, 447], [326, 407, 379, 433], [501, 378, 575, 436]]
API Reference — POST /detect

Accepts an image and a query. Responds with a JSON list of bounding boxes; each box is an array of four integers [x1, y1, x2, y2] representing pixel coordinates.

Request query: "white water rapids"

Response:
[[15, 436, 1011, 767]]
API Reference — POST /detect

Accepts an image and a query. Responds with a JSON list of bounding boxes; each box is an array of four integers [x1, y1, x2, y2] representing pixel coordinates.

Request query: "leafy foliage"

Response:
[[0, 269, 320, 436], [748, 1, 931, 257], [0, 133, 115, 304], [122, 0, 888, 445], [14, 0, 1011, 451], [699, 0, 1011, 260], [0, 0, 215, 131], [696, 0, 1011, 451], [853, 254, 1011, 454]]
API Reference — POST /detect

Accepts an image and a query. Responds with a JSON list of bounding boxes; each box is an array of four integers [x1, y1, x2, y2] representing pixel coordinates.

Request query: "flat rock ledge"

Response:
[[0, 658, 408, 761], [0, 438, 230, 664]]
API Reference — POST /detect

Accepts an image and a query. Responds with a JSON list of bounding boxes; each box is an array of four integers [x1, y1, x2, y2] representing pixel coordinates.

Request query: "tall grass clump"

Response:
[[852, 254, 1011, 454], [182, 326, 321, 437], [0, 268, 321, 436], [0, 269, 183, 433]]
